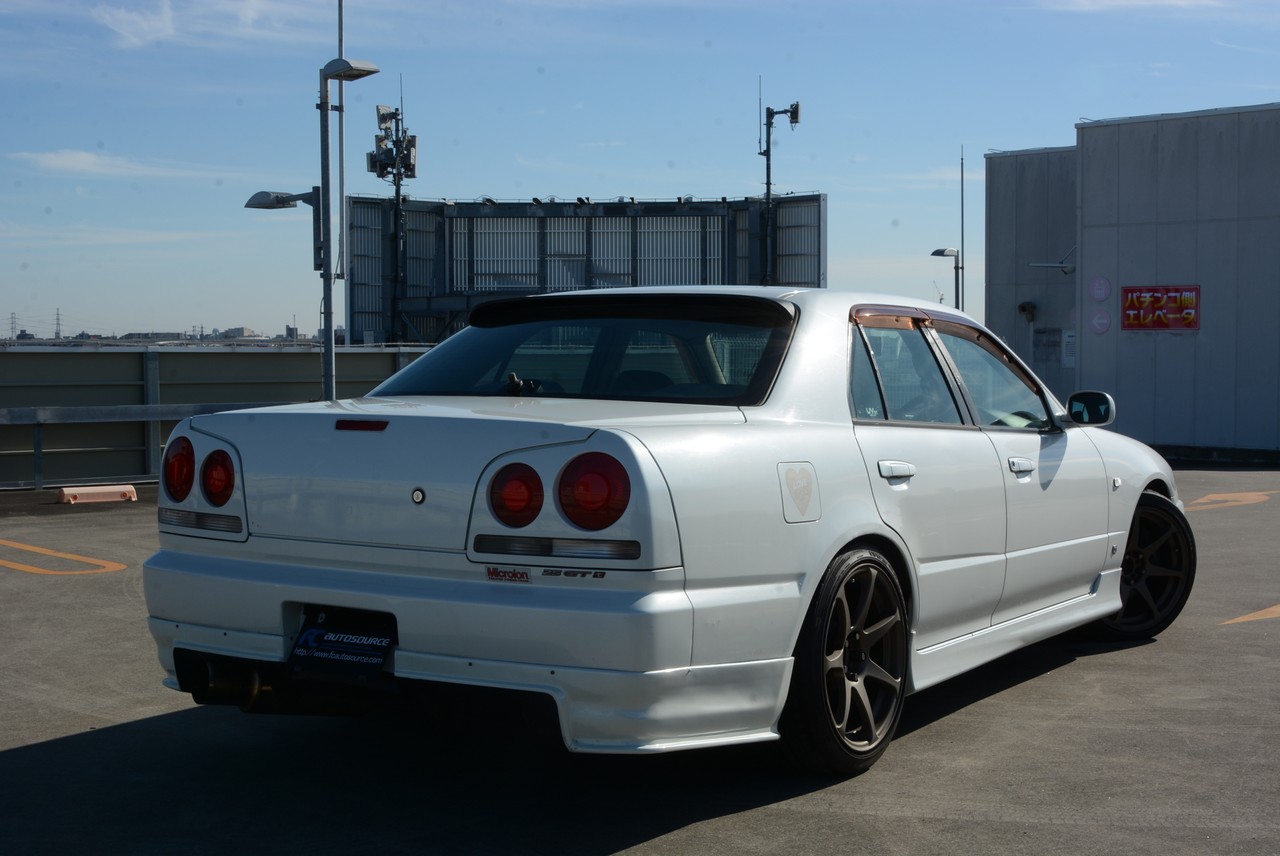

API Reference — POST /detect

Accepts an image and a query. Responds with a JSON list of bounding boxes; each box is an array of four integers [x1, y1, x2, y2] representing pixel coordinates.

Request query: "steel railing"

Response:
[[0, 402, 287, 491]]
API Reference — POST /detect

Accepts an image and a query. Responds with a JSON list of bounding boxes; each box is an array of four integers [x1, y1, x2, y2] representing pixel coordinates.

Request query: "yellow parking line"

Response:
[[0, 538, 127, 575], [1186, 491, 1278, 511], [1222, 605, 1280, 625]]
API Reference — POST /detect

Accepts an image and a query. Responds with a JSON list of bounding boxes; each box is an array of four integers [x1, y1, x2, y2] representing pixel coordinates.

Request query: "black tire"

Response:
[[1094, 492, 1196, 641], [782, 548, 908, 776]]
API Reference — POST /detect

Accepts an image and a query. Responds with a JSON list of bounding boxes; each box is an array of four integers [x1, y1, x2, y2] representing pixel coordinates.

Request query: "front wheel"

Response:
[[1094, 492, 1196, 641], [782, 548, 908, 776]]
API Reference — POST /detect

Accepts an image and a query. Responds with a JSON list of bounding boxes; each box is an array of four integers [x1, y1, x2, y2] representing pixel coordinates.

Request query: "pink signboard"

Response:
[[1121, 286, 1200, 331]]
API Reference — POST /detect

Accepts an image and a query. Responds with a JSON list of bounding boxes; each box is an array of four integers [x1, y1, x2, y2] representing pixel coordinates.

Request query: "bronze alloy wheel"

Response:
[[784, 549, 908, 775]]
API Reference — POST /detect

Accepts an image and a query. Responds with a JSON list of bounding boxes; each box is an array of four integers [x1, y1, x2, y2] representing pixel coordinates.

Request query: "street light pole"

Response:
[[246, 59, 378, 402], [931, 247, 961, 310], [317, 58, 379, 401], [318, 71, 337, 401]]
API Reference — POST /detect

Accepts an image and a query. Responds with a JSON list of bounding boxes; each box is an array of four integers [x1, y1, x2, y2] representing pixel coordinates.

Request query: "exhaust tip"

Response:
[[175, 648, 262, 707]]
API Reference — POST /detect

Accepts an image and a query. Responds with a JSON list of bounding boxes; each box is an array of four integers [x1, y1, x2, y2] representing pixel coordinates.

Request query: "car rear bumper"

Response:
[[143, 545, 791, 753]]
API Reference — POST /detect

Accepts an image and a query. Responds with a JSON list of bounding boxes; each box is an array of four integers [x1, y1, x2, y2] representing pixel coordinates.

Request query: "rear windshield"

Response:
[[372, 293, 796, 406]]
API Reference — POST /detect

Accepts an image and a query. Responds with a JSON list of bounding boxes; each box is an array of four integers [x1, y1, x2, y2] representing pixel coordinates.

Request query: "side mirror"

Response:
[[1066, 391, 1116, 426]]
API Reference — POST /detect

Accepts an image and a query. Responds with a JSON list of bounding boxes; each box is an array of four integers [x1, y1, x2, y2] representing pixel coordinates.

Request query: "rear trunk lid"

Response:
[[189, 396, 741, 551]]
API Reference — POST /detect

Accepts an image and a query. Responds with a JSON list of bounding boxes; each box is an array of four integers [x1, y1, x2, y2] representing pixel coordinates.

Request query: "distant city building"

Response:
[[121, 332, 184, 341]]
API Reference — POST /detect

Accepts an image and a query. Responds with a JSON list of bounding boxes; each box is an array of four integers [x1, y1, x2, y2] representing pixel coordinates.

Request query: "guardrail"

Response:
[[0, 344, 430, 492], [0, 403, 286, 491]]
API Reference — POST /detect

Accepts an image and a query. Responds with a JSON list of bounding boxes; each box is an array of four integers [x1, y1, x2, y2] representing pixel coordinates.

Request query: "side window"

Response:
[[857, 323, 962, 425], [850, 327, 885, 420], [937, 329, 1049, 429]]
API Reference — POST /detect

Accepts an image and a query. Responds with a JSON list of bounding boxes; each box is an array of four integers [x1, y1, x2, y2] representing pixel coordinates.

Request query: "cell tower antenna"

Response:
[[367, 92, 418, 342], [757, 76, 763, 156], [757, 92, 802, 285]]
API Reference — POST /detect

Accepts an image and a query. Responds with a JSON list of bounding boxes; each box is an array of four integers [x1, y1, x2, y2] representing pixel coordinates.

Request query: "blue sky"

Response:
[[3, 0, 1280, 338]]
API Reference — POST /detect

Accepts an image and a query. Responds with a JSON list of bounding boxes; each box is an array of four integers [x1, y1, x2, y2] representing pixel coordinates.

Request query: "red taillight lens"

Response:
[[162, 436, 195, 502], [489, 463, 543, 527], [558, 453, 630, 531], [201, 449, 235, 507]]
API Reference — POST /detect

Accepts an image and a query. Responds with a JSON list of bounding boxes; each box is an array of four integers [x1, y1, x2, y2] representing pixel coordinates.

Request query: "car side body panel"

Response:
[[851, 421, 1009, 650]]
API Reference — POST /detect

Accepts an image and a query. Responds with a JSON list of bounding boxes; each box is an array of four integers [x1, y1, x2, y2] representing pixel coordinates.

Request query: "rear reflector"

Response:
[[473, 534, 641, 561], [158, 507, 244, 534]]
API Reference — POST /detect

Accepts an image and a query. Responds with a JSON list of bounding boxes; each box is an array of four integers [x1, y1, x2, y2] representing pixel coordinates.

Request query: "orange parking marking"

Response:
[[1186, 491, 1278, 511], [1222, 605, 1280, 625], [0, 538, 127, 575]]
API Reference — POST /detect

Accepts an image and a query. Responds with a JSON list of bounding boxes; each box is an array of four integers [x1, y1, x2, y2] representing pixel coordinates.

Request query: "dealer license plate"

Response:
[[287, 605, 397, 680]]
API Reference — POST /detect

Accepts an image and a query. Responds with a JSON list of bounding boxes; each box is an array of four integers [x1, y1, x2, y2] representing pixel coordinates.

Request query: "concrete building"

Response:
[[986, 102, 1280, 461]]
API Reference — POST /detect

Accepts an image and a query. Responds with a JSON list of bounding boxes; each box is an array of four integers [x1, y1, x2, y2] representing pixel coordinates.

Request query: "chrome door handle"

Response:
[[1008, 457, 1035, 474], [878, 460, 917, 479]]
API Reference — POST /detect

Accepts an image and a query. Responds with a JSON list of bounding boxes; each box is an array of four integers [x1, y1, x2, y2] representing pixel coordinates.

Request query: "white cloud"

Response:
[[10, 149, 220, 179], [91, 0, 176, 48], [0, 219, 216, 248], [84, 0, 333, 50], [1211, 37, 1280, 55]]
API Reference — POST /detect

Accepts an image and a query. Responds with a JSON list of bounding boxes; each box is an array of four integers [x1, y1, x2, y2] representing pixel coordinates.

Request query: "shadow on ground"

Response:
[[0, 631, 1137, 855]]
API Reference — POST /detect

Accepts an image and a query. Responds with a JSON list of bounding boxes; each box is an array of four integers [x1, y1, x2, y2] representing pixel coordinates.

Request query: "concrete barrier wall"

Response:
[[0, 346, 427, 489]]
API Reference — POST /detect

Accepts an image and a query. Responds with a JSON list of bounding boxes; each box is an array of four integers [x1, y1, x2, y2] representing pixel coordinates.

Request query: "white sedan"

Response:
[[144, 286, 1195, 775]]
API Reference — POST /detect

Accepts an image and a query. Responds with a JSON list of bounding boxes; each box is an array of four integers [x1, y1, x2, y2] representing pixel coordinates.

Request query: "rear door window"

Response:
[[852, 316, 962, 425]]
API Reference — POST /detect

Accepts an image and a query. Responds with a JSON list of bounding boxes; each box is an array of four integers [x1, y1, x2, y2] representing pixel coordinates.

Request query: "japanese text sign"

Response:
[[1121, 286, 1200, 331]]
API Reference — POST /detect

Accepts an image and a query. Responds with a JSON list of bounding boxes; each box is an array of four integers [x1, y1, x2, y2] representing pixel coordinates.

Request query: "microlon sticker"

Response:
[[486, 566, 531, 583]]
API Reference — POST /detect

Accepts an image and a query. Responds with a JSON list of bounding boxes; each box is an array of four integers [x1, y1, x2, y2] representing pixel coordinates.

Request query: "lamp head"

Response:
[[246, 191, 299, 209], [322, 58, 380, 82]]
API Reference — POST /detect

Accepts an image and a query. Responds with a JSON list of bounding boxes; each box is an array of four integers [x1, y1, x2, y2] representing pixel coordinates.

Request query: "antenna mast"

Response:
[[757, 96, 802, 284], [367, 95, 418, 342]]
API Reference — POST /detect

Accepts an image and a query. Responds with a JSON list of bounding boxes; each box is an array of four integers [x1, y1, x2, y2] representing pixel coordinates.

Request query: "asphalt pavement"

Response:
[[0, 471, 1276, 855]]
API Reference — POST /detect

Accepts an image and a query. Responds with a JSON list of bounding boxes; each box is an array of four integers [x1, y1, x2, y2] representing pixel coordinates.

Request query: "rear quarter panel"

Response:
[[627, 416, 887, 669], [624, 293, 911, 670]]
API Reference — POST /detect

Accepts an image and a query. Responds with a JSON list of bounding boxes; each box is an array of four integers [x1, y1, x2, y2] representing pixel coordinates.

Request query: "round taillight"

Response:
[[558, 452, 630, 531], [489, 463, 543, 527], [162, 436, 195, 502], [201, 449, 236, 507]]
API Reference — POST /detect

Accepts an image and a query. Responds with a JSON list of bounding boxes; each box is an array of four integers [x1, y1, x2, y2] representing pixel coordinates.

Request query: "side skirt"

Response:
[[906, 568, 1121, 694]]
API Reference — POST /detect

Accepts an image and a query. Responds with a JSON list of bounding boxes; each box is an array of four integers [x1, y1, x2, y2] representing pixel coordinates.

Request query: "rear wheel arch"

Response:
[[781, 545, 911, 775], [790, 534, 916, 660], [841, 535, 915, 628]]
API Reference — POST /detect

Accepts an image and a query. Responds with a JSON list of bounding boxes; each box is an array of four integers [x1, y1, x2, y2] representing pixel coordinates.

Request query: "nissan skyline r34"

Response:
[[144, 286, 1195, 775]]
